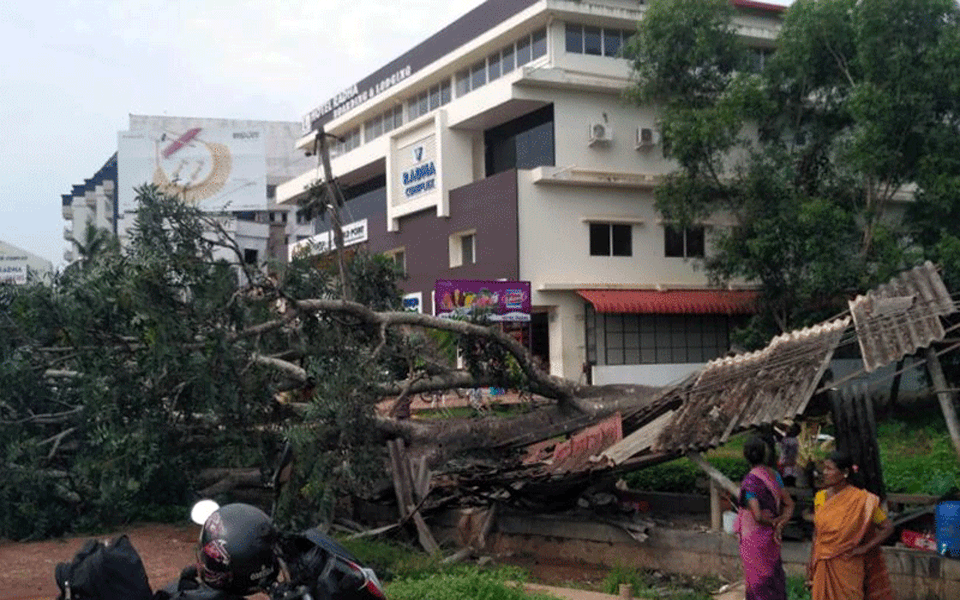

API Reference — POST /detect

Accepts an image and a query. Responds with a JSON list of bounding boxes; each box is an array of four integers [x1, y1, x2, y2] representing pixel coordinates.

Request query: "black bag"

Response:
[[54, 534, 153, 600]]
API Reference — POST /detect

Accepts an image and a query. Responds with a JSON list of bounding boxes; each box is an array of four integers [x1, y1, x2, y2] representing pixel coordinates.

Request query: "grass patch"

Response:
[[600, 566, 724, 600], [878, 410, 960, 496], [385, 565, 557, 600]]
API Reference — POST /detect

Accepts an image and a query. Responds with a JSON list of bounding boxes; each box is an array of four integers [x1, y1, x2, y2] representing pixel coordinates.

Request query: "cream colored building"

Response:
[[278, 0, 785, 385]]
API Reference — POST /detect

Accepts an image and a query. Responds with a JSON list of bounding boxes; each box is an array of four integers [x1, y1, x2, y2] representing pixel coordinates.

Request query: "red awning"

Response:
[[577, 289, 758, 315]]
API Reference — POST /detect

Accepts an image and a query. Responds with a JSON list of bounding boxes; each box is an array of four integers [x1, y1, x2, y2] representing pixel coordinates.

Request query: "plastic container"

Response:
[[722, 510, 737, 534], [936, 501, 960, 558]]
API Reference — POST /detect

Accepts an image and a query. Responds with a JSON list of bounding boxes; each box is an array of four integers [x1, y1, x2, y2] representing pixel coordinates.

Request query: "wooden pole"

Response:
[[925, 346, 960, 461], [687, 452, 739, 499], [709, 479, 721, 532]]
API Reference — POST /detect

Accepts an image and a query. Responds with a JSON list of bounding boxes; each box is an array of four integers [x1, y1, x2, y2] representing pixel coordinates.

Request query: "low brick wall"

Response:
[[437, 510, 960, 600]]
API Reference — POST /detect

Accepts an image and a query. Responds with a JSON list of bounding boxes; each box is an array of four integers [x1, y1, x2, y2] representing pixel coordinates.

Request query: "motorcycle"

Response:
[[164, 443, 386, 600]]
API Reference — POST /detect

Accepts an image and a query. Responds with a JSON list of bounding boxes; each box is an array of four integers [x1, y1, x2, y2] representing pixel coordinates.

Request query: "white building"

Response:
[[277, 0, 785, 385], [62, 115, 315, 269], [0, 239, 53, 285]]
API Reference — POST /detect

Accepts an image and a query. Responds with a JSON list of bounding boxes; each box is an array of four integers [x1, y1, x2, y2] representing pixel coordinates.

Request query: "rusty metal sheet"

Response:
[[547, 412, 623, 474], [850, 261, 954, 372]]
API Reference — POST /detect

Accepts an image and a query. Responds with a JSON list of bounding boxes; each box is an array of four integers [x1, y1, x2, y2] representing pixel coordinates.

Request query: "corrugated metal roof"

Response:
[[849, 261, 955, 372], [577, 289, 758, 315], [653, 318, 850, 455]]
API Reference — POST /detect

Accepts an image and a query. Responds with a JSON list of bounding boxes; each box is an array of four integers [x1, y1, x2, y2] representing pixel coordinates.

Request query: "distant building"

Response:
[[61, 115, 315, 270], [0, 239, 53, 284], [277, 0, 784, 384]]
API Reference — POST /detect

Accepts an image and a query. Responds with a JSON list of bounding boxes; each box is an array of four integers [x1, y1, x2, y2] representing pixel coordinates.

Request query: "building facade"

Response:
[[62, 115, 315, 269], [278, 0, 785, 385], [0, 240, 53, 284]]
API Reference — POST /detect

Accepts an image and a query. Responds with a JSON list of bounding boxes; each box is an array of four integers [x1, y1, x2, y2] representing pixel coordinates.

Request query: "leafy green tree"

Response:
[[624, 0, 960, 343]]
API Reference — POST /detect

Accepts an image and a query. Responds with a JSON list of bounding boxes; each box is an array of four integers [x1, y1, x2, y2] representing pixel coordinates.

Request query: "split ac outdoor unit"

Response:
[[588, 122, 613, 145], [635, 126, 659, 149]]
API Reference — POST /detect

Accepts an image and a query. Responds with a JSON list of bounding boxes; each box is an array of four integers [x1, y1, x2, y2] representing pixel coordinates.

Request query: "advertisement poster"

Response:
[[434, 279, 531, 322], [118, 126, 266, 212]]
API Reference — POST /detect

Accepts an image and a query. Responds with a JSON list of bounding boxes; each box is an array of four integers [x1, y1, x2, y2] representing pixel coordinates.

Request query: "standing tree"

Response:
[[623, 0, 960, 344]]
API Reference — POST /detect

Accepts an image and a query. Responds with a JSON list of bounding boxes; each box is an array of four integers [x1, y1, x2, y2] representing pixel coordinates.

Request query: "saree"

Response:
[[811, 486, 893, 600], [736, 466, 786, 600]]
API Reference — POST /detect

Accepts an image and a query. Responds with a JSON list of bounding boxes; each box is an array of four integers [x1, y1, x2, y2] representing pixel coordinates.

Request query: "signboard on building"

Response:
[[434, 279, 531, 322], [118, 127, 267, 213], [288, 219, 369, 260], [403, 292, 423, 313], [0, 263, 27, 285], [393, 135, 438, 207]]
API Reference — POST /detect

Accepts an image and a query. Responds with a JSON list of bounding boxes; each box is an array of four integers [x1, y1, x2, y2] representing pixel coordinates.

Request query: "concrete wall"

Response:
[[450, 511, 960, 600]]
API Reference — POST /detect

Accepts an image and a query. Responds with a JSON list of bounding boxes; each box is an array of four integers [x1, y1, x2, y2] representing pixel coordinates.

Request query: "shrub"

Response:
[[623, 456, 750, 493], [385, 566, 557, 600]]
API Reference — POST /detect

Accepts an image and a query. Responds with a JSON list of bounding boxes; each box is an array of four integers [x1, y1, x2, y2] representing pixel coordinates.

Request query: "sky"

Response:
[[0, 0, 791, 268]]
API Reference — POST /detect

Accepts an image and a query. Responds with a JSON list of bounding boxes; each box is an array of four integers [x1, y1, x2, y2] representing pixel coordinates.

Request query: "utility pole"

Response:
[[314, 125, 352, 301]]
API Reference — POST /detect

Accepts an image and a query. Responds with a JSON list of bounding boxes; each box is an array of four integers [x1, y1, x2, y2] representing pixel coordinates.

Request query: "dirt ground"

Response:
[[0, 523, 199, 600], [0, 522, 614, 600]]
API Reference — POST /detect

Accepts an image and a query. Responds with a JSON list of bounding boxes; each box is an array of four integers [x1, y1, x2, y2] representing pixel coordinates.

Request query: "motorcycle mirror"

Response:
[[190, 499, 220, 525]]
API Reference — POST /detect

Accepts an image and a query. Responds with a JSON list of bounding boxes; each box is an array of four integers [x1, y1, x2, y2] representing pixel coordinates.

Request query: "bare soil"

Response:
[[0, 522, 612, 600], [0, 523, 198, 600]]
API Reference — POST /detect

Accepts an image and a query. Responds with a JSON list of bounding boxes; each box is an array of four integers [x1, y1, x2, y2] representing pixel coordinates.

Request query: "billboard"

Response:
[[288, 219, 369, 260], [434, 279, 531, 322], [0, 263, 27, 285], [118, 126, 267, 212]]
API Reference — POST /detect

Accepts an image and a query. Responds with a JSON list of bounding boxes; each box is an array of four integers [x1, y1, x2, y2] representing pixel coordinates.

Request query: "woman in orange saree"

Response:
[[807, 451, 894, 600]]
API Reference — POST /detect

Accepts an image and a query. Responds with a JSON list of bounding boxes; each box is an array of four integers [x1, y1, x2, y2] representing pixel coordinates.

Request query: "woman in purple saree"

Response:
[[736, 436, 796, 600]]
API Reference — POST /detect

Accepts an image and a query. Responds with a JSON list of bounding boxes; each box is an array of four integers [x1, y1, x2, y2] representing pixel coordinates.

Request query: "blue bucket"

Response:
[[936, 501, 960, 558]]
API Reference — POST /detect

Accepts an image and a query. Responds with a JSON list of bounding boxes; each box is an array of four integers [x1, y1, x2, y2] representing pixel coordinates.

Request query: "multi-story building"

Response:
[[62, 115, 315, 268], [275, 0, 784, 386], [0, 239, 53, 284]]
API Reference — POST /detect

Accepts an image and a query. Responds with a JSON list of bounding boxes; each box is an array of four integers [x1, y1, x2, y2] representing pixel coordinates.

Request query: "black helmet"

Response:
[[197, 503, 279, 595]]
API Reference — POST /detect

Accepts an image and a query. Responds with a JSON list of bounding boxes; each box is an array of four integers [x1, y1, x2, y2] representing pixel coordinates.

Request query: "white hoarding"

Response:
[[392, 134, 437, 207], [0, 263, 27, 285], [288, 219, 369, 260], [118, 127, 267, 212]]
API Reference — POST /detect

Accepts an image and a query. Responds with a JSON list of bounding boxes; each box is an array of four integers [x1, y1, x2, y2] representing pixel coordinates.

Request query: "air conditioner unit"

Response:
[[635, 126, 659, 149], [588, 122, 613, 145]]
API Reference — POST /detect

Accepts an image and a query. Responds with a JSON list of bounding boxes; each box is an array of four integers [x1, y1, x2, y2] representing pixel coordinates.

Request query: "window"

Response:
[[566, 22, 630, 58], [243, 248, 259, 264], [470, 60, 486, 90], [485, 104, 555, 177], [589, 223, 632, 256], [664, 225, 705, 258], [584, 26, 602, 55], [532, 29, 547, 58], [585, 307, 736, 366], [449, 231, 476, 267], [488, 51, 501, 81], [566, 23, 583, 53], [385, 248, 406, 274], [517, 36, 531, 66]]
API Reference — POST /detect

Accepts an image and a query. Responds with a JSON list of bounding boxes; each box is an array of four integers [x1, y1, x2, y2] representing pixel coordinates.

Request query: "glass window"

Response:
[[429, 85, 440, 110], [440, 80, 452, 105], [502, 45, 515, 73], [664, 225, 685, 257], [532, 28, 546, 58], [589, 223, 610, 256], [686, 226, 705, 258], [584, 26, 602, 55], [488, 51, 501, 81], [566, 23, 583, 53], [461, 233, 475, 265], [517, 36, 531, 65], [603, 28, 622, 57], [408, 97, 420, 120], [393, 106, 403, 129], [456, 69, 470, 96], [418, 92, 428, 117], [611, 224, 632, 256], [470, 60, 486, 90]]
